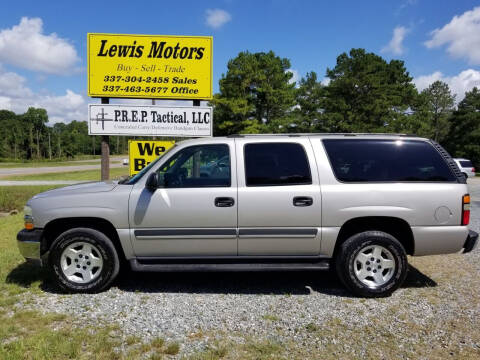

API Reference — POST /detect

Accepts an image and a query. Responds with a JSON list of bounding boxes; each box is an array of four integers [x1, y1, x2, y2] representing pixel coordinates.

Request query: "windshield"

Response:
[[121, 144, 177, 185]]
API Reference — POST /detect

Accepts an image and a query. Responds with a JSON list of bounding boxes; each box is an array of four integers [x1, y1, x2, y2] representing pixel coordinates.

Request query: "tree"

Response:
[[322, 48, 416, 133], [445, 87, 480, 166], [292, 72, 327, 132], [212, 51, 296, 135], [23, 107, 48, 158], [412, 81, 455, 142]]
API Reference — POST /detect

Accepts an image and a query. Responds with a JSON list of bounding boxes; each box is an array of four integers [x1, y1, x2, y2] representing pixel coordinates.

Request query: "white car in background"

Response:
[[454, 158, 476, 179]]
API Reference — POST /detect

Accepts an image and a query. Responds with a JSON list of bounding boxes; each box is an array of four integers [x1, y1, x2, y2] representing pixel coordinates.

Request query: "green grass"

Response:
[[4, 167, 128, 181], [0, 207, 177, 359], [0, 185, 61, 211], [0, 213, 125, 359], [0, 155, 125, 168]]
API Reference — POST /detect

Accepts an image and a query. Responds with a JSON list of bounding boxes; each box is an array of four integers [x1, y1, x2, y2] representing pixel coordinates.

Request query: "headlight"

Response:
[[23, 206, 34, 230]]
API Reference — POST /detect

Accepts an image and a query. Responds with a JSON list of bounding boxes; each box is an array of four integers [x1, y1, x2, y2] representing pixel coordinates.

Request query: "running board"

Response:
[[130, 259, 330, 272]]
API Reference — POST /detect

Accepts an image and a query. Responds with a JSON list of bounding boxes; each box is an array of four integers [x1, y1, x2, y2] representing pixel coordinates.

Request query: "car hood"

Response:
[[31, 181, 118, 199]]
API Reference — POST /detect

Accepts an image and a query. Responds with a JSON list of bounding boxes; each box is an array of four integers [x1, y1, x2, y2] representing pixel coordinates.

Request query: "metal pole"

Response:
[[101, 97, 110, 181]]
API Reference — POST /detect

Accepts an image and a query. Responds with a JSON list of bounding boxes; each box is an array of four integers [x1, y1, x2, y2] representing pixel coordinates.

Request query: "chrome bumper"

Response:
[[17, 229, 43, 264]]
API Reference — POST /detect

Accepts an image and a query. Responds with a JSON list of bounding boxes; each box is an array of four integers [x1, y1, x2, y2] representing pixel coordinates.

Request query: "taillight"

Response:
[[472, 167, 475, 173], [462, 194, 470, 225]]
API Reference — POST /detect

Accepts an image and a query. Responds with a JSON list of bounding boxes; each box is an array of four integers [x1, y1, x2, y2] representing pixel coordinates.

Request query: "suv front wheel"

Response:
[[335, 231, 408, 297], [48, 227, 120, 293]]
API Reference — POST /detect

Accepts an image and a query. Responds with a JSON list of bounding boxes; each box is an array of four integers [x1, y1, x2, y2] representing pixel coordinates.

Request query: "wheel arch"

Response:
[[42, 217, 126, 262], [334, 216, 414, 257]]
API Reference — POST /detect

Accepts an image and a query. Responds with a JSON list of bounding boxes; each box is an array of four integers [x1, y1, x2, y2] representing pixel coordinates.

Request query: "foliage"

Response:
[[444, 87, 480, 165], [411, 81, 456, 142], [0, 109, 130, 161], [322, 48, 417, 133], [212, 51, 296, 135], [1, 48, 480, 167]]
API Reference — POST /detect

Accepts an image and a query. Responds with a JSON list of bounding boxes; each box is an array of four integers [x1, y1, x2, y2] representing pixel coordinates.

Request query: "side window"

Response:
[[244, 143, 312, 186], [322, 139, 456, 182], [157, 144, 231, 188]]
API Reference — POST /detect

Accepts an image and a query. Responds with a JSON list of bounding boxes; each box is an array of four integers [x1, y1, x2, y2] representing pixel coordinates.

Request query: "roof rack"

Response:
[[226, 133, 419, 138]]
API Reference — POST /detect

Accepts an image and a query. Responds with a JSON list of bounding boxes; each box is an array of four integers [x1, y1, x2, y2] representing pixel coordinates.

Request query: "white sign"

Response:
[[88, 104, 212, 137]]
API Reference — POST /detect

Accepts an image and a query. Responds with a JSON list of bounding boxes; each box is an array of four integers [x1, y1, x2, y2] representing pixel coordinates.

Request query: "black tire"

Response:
[[48, 227, 120, 293], [335, 231, 408, 298]]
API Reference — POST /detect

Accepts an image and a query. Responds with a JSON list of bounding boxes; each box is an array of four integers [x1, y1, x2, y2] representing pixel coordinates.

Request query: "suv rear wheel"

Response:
[[335, 231, 408, 297], [48, 227, 120, 293]]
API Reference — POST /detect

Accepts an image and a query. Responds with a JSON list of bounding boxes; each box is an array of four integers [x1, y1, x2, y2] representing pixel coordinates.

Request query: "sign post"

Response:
[[100, 97, 109, 180]]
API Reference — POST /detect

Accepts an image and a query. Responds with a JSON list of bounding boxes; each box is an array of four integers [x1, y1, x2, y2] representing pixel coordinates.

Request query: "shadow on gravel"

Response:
[[6, 262, 436, 296], [403, 265, 437, 288], [113, 264, 436, 296]]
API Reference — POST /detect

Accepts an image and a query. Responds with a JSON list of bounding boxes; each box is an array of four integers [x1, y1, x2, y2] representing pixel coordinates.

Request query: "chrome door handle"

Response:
[[293, 196, 313, 207], [215, 197, 235, 207]]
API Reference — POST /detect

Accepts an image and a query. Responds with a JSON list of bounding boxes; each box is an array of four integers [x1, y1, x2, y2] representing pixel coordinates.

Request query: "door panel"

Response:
[[128, 141, 237, 257], [236, 138, 322, 255]]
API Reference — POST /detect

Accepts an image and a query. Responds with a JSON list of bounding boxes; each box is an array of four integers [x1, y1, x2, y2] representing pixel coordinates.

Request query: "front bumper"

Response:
[[17, 229, 43, 264], [463, 230, 479, 253]]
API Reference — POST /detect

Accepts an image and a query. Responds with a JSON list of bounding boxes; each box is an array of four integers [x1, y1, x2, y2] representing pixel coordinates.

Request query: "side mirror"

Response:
[[145, 172, 159, 191]]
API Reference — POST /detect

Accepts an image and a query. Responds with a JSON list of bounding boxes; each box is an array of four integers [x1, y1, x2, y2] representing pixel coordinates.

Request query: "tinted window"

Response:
[[323, 139, 456, 182], [157, 145, 230, 188], [244, 143, 312, 186], [460, 160, 473, 167]]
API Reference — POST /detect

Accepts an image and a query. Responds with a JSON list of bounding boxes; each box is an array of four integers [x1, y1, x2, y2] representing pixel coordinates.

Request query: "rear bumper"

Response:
[[17, 229, 43, 264], [463, 230, 479, 254]]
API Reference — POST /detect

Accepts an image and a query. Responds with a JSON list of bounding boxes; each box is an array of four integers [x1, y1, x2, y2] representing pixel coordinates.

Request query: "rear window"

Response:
[[459, 160, 473, 167], [244, 143, 312, 186], [323, 139, 456, 182]]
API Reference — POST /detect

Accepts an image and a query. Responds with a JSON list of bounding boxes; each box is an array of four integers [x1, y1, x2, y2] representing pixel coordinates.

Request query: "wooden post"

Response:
[[101, 97, 110, 181]]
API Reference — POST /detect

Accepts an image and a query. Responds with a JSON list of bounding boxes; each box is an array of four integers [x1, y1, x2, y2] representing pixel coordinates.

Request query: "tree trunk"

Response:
[[57, 134, 61, 158], [36, 130, 40, 159], [29, 127, 34, 159], [48, 132, 52, 160]]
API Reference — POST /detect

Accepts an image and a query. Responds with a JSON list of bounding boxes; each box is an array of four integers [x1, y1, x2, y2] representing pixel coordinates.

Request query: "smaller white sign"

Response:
[[88, 104, 212, 137]]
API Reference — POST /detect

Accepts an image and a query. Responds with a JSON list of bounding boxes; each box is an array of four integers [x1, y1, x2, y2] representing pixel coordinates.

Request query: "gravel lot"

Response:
[[20, 179, 480, 358]]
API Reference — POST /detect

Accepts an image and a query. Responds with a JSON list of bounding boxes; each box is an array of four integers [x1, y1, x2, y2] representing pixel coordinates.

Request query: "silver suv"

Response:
[[17, 134, 478, 297]]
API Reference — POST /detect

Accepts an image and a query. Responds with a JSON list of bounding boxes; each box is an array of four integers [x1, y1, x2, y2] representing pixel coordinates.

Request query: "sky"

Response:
[[0, 0, 480, 124]]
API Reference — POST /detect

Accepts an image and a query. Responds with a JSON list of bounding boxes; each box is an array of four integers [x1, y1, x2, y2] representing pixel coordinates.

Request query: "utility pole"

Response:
[[101, 97, 110, 180]]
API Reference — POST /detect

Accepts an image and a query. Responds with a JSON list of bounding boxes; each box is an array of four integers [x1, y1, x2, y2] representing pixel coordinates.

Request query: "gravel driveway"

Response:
[[19, 180, 480, 358]]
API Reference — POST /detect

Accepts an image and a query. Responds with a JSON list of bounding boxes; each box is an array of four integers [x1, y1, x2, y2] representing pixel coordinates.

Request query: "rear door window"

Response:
[[323, 139, 456, 182], [244, 143, 312, 186], [460, 160, 473, 167]]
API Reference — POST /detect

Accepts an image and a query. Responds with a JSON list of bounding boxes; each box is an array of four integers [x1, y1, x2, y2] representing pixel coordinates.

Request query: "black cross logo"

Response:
[[91, 107, 114, 130]]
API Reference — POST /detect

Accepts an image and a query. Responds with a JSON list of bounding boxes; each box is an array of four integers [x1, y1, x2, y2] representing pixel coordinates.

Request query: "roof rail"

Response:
[[226, 133, 419, 137]]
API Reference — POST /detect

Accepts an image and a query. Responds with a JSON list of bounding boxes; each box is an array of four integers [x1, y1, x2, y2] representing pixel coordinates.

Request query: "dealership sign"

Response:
[[87, 33, 212, 100], [88, 104, 212, 137], [128, 140, 175, 175]]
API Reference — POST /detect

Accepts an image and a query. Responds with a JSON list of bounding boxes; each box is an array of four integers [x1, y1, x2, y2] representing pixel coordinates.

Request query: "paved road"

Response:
[[0, 157, 126, 178], [467, 176, 480, 200]]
